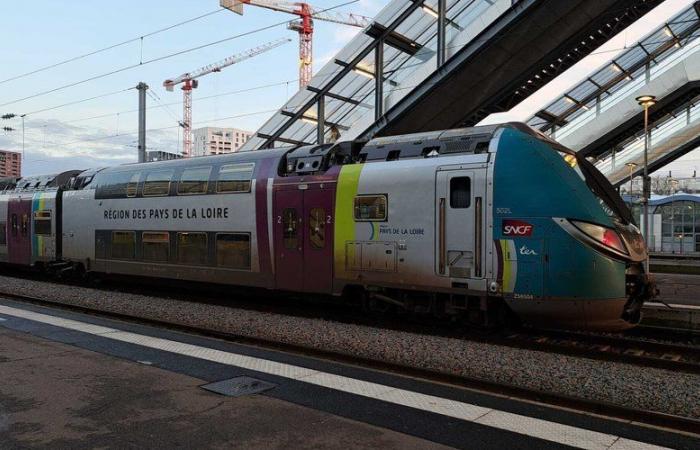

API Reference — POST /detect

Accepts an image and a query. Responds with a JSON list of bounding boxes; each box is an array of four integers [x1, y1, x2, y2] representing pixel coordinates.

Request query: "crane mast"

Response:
[[163, 38, 290, 157], [221, 0, 372, 88]]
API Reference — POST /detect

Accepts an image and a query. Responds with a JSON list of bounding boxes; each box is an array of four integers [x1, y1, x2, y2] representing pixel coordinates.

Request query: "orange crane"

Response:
[[163, 38, 290, 157], [220, 0, 372, 88]]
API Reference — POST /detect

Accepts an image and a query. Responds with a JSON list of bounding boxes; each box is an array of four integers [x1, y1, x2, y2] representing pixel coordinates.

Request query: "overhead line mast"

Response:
[[163, 38, 291, 157], [220, 0, 372, 88]]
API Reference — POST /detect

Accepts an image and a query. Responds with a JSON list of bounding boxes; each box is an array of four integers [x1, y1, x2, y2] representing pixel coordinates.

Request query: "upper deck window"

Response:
[[143, 170, 173, 197], [217, 163, 254, 193], [95, 171, 139, 198], [178, 166, 211, 195]]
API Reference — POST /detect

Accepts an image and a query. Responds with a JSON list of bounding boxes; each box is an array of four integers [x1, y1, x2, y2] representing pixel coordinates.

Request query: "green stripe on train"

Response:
[[334, 164, 363, 278]]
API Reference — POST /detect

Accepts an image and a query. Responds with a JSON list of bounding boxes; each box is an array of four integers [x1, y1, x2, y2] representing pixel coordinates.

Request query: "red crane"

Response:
[[220, 0, 372, 88], [163, 38, 290, 157]]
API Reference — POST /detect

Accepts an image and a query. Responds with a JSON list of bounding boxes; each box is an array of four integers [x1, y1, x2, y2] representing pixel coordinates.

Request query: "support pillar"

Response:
[[437, 0, 446, 67], [136, 82, 148, 163], [375, 42, 384, 121], [317, 95, 325, 144]]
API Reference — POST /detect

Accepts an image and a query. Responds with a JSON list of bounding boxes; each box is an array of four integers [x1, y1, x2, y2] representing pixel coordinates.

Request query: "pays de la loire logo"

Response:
[[502, 219, 534, 237]]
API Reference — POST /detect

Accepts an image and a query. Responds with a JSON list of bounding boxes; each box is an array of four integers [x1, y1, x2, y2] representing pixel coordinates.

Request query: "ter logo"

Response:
[[502, 219, 534, 237]]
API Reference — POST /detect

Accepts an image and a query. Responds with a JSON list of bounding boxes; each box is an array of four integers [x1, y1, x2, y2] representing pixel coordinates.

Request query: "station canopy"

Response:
[[528, 3, 700, 134], [240, 0, 516, 150]]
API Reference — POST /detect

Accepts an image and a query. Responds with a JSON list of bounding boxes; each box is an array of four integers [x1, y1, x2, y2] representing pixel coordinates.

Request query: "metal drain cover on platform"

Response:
[[201, 376, 276, 397]]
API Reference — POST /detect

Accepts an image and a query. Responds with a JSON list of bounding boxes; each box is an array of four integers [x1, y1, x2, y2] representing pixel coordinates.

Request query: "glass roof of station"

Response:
[[528, 3, 700, 133], [240, 0, 516, 151]]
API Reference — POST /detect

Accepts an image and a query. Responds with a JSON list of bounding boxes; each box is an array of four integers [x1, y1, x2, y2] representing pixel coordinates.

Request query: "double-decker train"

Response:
[[0, 123, 655, 330]]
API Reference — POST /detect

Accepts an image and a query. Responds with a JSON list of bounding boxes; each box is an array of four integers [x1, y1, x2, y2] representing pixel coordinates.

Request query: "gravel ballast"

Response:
[[1, 273, 699, 419]]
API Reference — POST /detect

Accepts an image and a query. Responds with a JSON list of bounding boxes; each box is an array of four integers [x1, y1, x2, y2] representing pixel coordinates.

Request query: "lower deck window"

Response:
[[34, 210, 52, 235], [216, 233, 251, 270], [142, 232, 170, 262], [177, 232, 208, 265], [111, 231, 135, 260]]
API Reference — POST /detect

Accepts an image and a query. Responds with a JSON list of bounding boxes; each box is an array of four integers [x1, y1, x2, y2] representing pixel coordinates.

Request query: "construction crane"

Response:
[[220, 0, 372, 88], [163, 37, 290, 157]]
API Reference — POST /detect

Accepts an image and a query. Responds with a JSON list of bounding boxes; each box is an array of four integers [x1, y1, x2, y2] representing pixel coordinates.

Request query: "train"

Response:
[[0, 123, 656, 331]]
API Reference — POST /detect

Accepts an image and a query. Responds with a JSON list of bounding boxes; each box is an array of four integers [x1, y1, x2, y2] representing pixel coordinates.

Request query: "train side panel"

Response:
[[332, 153, 491, 296], [61, 156, 281, 289]]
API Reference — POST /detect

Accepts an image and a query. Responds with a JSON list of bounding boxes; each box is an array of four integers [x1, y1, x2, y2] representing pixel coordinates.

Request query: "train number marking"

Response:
[[496, 207, 511, 215]]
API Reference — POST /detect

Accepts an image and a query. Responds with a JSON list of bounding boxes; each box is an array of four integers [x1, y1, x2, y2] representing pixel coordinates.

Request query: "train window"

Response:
[[217, 163, 254, 193], [177, 232, 208, 265], [11, 214, 17, 236], [0, 222, 6, 245], [143, 170, 173, 197], [33, 210, 52, 235], [450, 177, 471, 209], [309, 208, 326, 249], [386, 150, 401, 161], [282, 208, 298, 249], [142, 232, 170, 262], [21, 214, 29, 236], [216, 233, 251, 270], [111, 231, 135, 260], [354, 195, 387, 221], [126, 173, 140, 198], [95, 171, 137, 198], [178, 166, 211, 195]]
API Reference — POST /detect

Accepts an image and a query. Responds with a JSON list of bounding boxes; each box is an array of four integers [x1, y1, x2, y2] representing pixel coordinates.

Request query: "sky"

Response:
[[0, 0, 697, 177]]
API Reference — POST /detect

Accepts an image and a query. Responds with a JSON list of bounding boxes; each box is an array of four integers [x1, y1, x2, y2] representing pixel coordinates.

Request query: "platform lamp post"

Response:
[[625, 162, 637, 201], [636, 94, 657, 272]]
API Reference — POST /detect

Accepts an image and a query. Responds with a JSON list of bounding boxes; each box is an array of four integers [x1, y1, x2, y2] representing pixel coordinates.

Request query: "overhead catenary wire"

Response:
[[58, 80, 297, 124], [0, 0, 360, 109], [0, 8, 227, 86], [24, 108, 280, 155], [21, 87, 135, 116]]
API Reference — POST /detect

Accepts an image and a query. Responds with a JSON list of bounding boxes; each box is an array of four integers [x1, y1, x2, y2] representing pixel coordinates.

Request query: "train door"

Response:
[[274, 189, 304, 292], [302, 187, 334, 293], [273, 184, 335, 293], [7, 196, 32, 265], [435, 168, 486, 280]]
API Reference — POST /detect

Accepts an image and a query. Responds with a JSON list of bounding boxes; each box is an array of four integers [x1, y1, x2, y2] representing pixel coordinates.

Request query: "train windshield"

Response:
[[524, 126, 633, 225], [560, 152, 633, 224]]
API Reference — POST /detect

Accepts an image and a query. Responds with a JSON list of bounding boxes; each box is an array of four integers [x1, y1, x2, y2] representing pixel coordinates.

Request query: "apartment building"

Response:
[[0, 150, 21, 177], [192, 127, 253, 157]]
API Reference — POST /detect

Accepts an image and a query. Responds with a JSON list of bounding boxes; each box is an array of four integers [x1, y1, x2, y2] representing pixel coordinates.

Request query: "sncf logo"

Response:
[[502, 220, 534, 237]]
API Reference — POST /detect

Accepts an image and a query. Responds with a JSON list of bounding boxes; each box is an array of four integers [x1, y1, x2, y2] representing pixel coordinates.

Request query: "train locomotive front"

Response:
[[490, 126, 654, 331]]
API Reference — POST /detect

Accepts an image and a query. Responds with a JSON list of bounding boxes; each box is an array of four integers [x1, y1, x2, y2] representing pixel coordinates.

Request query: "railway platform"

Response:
[[0, 297, 697, 450]]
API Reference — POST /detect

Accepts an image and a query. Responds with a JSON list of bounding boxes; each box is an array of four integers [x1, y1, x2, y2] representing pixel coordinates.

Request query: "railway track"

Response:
[[1, 269, 699, 376], [502, 329, 700, 375], [0, 288, 699, 436]]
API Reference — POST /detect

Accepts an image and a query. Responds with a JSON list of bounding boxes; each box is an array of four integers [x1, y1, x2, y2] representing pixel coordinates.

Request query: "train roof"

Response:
[[98, 147, 290, 174], [31, 122, 573, 185], [0, 177, 18, 193], [13, 170, 84, 192]]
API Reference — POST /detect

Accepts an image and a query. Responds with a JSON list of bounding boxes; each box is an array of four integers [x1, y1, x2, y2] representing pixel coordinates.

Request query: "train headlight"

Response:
[[570, 220, 629, 256]]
